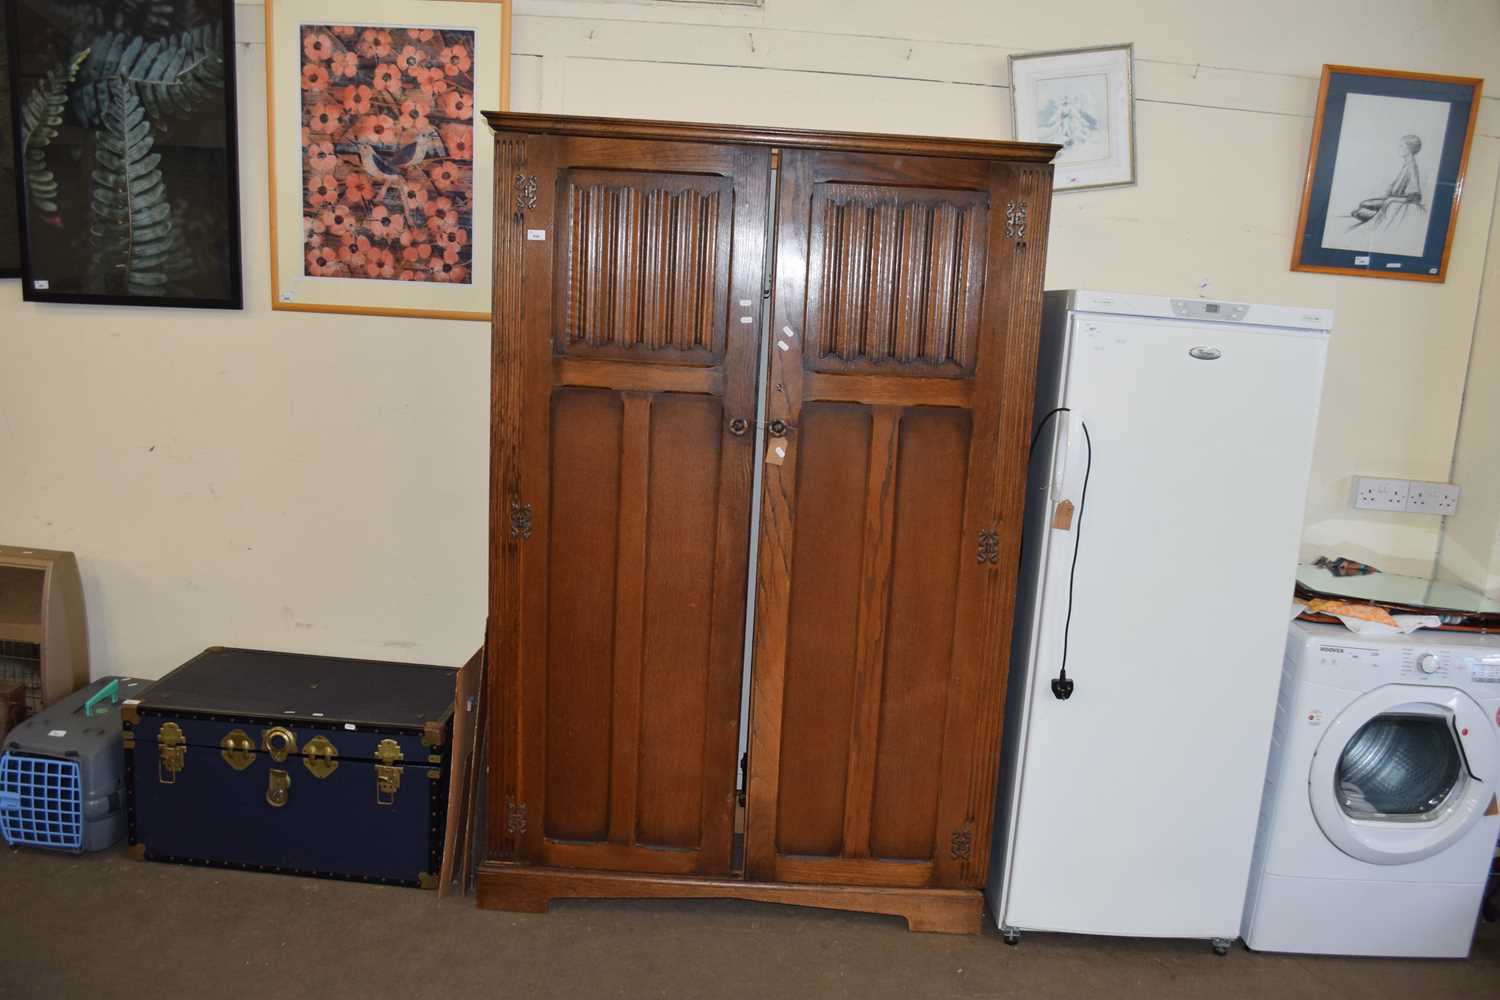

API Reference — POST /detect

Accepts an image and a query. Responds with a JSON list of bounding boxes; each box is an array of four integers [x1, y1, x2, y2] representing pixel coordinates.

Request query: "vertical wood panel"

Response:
[[545, 388, 623, 841], [840, 407, 902, 859], [870, 407, 971, 861], [607, 393, 653, 845], [636, 393, 723, 847], [932, 163, 1052, 888], [774, 402, 871, 856], [486, 134, 528, 861], [558, 172, 730, 363]]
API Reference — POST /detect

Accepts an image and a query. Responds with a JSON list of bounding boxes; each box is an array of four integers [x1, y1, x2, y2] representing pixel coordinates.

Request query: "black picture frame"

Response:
[[4, 0, 243, 308], [0, 9, 18, 277]]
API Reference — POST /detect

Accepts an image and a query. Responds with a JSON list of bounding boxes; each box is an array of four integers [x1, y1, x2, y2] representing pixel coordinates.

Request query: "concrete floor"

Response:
[[3, 846, 1497, 999]]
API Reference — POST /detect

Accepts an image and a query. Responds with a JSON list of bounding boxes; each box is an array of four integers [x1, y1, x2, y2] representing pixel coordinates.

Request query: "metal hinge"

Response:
[[977, 528, 1000, 565], [950, 826, 973, 862], [1005, 200, 1028, 253], [506, 796, 528, 836], [510, 500, 534, 540]]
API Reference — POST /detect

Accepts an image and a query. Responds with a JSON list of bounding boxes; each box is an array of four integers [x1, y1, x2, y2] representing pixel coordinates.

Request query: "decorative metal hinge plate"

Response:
[[515, 174, 538, 212], [1004, 200, 1028, 251], [219, 729, 255, 771], [950, 826, 973, 862], [977, 528, 1000, 566], [507, 797, 528, 836], [510, 500, 534, 540], [303, 735, 339, 779]]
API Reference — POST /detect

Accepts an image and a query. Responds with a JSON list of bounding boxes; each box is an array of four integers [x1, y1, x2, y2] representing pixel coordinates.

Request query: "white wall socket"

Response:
[[1353, 476, 1460, 515], [1405, 480, 1461, 515], [1353, 477, 1409, 511]]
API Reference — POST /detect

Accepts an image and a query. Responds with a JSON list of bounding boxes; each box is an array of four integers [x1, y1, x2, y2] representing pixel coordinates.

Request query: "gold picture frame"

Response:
[[1291, 65, 1482, 283], [265, 0, 510, 320]]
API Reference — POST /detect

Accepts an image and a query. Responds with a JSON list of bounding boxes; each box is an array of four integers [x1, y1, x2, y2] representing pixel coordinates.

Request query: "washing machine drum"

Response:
[[1309, 684, 1499, 865]]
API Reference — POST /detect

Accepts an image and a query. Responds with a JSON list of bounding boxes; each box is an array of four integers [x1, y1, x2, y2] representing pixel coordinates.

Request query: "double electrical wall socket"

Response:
[[1406, 480, 1461, 515], [1353, 476, 1461, 515], [1353, 477, 1409, 511]]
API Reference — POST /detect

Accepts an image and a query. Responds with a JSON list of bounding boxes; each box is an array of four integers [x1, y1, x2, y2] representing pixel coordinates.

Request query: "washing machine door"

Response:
[[1308, 684, 1499, 865]]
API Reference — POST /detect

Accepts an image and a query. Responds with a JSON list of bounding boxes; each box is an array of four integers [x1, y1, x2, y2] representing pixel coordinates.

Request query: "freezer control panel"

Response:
[[1171, 298, 1249, 321]]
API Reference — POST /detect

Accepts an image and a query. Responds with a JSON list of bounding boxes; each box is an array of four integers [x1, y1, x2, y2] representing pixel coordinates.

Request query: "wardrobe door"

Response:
[[488, 133, 769, 875], [744, 148, 1051, 889]]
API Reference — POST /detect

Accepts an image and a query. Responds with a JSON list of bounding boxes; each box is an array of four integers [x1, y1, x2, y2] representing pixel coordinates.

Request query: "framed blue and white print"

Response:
[[1292, 65, 1482, 283]]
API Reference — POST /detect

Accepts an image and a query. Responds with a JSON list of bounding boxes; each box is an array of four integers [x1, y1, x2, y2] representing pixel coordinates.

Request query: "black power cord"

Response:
[[1028, 408, 1092, 701]]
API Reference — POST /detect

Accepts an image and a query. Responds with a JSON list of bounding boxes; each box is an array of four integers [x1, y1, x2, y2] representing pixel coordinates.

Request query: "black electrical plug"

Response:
[[1051, 669, 1074, 700]]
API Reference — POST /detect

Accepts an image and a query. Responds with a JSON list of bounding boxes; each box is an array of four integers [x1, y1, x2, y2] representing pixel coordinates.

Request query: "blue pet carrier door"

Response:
[[0, 753, 85, 851]]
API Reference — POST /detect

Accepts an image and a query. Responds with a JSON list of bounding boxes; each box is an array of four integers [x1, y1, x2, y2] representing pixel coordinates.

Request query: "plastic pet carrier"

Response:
[[1, 676, 148, 853]]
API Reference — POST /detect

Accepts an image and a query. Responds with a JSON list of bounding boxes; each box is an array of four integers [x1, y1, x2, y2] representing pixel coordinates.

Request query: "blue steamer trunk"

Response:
[[125, 647, 457, 888]]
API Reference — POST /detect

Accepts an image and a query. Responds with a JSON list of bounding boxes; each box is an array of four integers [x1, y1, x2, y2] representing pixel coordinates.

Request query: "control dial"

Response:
[[1417, 653, 1440, 675]]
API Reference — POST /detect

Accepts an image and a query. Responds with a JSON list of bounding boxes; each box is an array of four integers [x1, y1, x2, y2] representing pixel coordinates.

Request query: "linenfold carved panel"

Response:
[[556, 169, 733, 364], [805, 183, 989, 377]]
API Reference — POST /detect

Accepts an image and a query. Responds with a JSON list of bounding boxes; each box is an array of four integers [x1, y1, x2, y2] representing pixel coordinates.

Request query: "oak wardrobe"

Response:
[[478, 112, 1056, 933]]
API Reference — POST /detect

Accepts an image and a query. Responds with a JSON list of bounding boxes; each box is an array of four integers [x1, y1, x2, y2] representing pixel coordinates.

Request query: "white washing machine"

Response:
[[1242, 620, 1500, 957]]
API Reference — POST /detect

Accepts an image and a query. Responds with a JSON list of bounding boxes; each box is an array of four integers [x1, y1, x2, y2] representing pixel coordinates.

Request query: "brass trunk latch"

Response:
[[157, 722, 186, 784], [303, 735, 338, 779], [266, 769, 291, 808], [219, 729, 255, 771], [262, 726, 298, 762], [374, 738, 404, 806]]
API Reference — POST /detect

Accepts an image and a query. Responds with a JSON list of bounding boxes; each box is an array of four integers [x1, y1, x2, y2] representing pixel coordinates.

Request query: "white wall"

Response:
[[2, 0, 1499, 678], [1439, 185, 1500, 598]]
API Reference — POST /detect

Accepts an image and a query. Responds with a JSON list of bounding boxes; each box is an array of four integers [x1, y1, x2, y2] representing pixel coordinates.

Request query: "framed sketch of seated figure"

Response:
[[1292, 66, 1482, 283]]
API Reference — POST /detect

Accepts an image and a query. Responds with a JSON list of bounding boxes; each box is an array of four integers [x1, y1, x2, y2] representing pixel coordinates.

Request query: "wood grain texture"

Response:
[[546, 388, 623, 841], [871, 408, 970, 861], [805, 184, 987, 376], [607, 393, 652, 847], [840, 407, 900, 859], [774, 403, 871, 856], [932, 162, 1053, 888], [636, 393, 722, 848], [556, 358, 721, 396], [557, 170, 733, 362], [476, 863, 984, 933], [486, 116, 1054, 921], [747, 148, 1052, 890], [485, 134, 527, 861], [490, 129, 765, 877], [803, 372, 972, 408], [482, 111, 1060, 164]]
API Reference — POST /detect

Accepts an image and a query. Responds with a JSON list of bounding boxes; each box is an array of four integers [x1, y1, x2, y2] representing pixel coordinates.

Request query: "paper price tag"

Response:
[[766, 444, 787, 467]]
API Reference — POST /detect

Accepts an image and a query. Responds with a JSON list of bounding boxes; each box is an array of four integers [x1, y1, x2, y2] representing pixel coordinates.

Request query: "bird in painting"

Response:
[[351, 130, 446, 206]]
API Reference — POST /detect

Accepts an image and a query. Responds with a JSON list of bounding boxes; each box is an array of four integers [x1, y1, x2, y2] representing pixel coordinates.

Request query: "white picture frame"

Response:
[[1008, 43, 1136, 192]]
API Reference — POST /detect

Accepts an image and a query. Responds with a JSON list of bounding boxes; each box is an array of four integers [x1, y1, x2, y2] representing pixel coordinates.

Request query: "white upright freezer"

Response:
[[987, 290, 1330, 952]]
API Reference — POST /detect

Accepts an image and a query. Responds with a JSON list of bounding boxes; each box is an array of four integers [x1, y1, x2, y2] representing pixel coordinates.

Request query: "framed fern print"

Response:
[[0, 12, 19, 277], [266, 0, 510, 321], [4, 0, 243, 307]]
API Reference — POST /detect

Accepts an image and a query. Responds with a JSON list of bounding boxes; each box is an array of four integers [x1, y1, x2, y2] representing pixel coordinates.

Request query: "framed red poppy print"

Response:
[[266, 0, 509, 319]]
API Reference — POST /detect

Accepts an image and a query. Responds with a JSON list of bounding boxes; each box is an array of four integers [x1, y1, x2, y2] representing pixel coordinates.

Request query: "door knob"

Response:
[[729, 418, 749, 436], [767, 419, 789, 437]]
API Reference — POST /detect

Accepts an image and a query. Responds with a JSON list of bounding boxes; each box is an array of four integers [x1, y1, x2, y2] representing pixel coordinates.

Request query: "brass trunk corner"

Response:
[[418, 872, 437, 890], [421, 721, 446, 748]]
